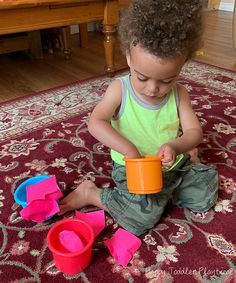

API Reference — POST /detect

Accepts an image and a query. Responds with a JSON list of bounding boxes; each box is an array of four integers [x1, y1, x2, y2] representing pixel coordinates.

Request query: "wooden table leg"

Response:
[[28, 30, 43, 59], [61, 26, 71, 59], [103, 24, 116, 76], [79, 23, 88, 48], [103, 0, 119, 77]]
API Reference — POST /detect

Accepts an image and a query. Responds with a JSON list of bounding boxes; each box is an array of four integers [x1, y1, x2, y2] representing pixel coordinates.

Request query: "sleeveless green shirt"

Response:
[[111, 74, 182, 166]]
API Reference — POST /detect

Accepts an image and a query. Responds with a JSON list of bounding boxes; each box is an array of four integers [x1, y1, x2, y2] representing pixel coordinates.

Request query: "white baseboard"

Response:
[[70, 22, 98, 34]]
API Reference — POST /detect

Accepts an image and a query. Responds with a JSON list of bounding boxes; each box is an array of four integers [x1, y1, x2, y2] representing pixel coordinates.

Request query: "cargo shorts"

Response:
[[100, 154, 218, 236]]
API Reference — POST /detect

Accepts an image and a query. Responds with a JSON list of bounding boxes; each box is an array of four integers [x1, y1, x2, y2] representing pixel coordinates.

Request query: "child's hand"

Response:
[[157, 144, 176, 168], [124, 148, 142, 159]]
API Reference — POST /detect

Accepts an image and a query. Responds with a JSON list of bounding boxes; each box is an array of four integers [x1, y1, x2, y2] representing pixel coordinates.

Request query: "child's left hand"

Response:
[[157, 144, 176, 168]]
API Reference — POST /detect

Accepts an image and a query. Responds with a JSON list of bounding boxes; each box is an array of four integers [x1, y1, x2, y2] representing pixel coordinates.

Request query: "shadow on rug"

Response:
[[0, 61, 236, 283]]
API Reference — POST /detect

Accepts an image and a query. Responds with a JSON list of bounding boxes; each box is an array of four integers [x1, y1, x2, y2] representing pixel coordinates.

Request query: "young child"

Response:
[[59, 0, 218, 236]]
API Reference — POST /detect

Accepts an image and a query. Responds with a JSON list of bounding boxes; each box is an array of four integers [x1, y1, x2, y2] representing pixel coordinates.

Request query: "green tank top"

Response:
[[111, 74, 182, 166]]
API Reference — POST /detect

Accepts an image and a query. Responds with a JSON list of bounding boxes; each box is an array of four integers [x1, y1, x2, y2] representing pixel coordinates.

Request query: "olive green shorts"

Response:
[[100, 155, 218, 236]]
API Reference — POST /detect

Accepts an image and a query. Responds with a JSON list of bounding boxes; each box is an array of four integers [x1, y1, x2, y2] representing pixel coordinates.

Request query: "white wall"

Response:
[[219, 0, 234, 11]]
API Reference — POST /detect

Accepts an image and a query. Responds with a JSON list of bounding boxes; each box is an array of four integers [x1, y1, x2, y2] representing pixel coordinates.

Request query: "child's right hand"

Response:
[[124, 147, 142, 159], [157, 143, 176, 168]]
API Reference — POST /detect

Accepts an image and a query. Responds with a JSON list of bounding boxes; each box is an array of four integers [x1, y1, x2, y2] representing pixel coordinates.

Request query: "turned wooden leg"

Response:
[[61, 26, 71, 60], [79, 23, 88, 48], [103, 24, 116, 77]]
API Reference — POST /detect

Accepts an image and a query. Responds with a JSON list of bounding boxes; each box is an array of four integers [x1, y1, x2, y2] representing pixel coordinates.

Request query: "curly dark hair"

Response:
[[118, 0, 204, 59]]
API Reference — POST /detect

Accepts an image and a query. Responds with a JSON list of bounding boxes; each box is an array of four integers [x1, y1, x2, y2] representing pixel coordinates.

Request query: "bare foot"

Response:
[[58, 180, 104, 215], [188, 148, 200, 163]]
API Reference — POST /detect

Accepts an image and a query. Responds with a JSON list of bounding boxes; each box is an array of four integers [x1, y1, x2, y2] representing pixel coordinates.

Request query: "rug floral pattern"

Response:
[[0, 61, 236, 283]]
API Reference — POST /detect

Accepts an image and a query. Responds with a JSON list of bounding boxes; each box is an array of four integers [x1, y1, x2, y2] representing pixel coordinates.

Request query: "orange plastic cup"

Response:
[[124, 155, 163, 194]]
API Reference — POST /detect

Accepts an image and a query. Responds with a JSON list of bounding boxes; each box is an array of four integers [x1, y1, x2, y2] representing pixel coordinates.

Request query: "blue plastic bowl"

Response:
[[14, 175, 50, 208]]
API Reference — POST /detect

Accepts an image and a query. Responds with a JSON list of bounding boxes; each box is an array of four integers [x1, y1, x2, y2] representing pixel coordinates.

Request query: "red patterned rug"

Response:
[[0, 61, 236, 283]]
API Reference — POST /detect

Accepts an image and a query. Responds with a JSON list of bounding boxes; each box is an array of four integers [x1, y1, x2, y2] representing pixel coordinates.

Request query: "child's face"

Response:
[[126, 45, 186, 105]]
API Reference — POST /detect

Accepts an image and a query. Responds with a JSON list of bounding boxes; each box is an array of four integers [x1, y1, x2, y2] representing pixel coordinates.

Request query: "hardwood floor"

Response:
[[0, 9, 235, 103], [197, 10, 236, 69]]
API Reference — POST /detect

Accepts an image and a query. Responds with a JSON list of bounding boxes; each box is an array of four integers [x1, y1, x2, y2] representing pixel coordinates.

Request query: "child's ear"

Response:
[[126, 50, 131, 67]]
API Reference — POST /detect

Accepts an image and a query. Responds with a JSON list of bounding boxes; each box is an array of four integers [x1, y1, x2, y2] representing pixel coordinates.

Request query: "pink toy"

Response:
[[104, 228, 142, 267], [76, 210, 105, 237], [59, 230, 85, 253], [20, 175, 63, 222], [47, 218, 94, 275], [26, 175, 63, 203], [20, 199, 59, 222]]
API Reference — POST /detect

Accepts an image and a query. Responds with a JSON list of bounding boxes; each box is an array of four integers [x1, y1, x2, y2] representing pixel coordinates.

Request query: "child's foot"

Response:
[[58, 180, 103, 215], [188, 148, 200, 163]]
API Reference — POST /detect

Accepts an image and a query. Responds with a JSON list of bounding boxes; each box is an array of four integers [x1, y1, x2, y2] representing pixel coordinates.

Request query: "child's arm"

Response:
[[88, 79, 141, 158], [158, 83, 203, 167]]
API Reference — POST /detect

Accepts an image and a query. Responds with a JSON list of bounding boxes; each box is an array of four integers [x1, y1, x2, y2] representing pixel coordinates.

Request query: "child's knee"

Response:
[[173, 163, 218, 211], [187, 190, 218, 212]]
